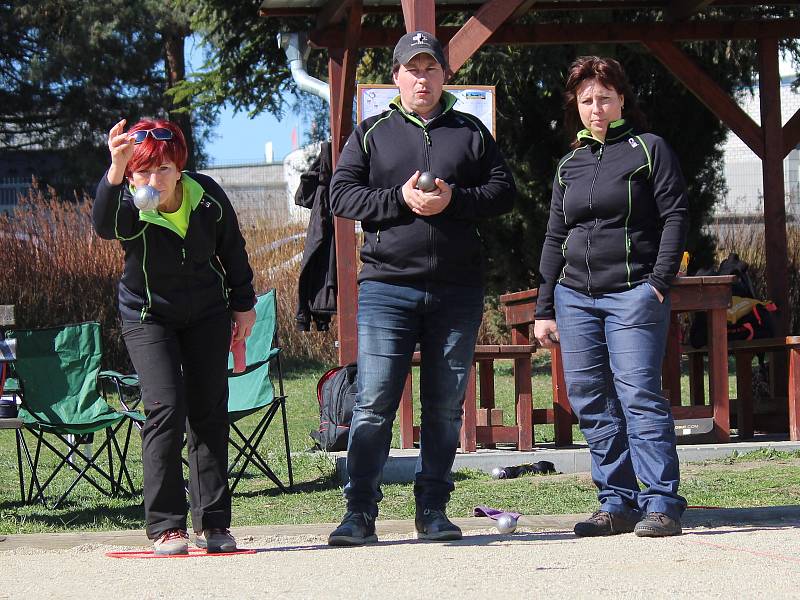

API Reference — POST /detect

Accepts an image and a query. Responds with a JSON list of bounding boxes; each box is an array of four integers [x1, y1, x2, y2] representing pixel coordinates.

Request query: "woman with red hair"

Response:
[[93, 118, 256, 555]]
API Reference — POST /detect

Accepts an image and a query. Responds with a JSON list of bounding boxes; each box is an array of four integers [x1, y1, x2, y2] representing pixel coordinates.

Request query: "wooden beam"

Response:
[[310, 20, 800, 48], [784, 109, 800, 157], [329, 2, 362, 366], [512, 0, 539, 20], [759, 37, 790, 336], [668, 0, 715, 21], [261, 1, 800, 19], [644, 40, 764, 158], [444, 0, 528, 74], [401, 0, 436, 34], [317, 0, 354, 29]]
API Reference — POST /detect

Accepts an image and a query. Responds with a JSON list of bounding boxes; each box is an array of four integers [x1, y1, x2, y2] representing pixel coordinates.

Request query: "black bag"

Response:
[[688, 253, 776, 348], [310, 362, 357, 452]]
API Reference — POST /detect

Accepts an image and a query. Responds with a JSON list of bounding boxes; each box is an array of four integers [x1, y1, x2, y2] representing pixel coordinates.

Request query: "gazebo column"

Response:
[[330, 2, 362, 364], [759, 37, 789, 335], [401, 0, 436, 33]]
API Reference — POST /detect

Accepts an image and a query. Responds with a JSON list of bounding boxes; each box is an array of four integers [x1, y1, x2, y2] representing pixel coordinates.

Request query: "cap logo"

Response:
[[412, 33, 427, 45]]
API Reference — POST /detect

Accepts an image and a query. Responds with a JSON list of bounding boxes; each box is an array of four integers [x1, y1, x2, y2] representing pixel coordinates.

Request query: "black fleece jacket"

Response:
[[536, 120, 689, 319], [330, 92, 516, 287], [92, 171, 255, 324]]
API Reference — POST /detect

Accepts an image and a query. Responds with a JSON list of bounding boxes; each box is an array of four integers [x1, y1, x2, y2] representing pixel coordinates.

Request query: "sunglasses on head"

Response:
[[130, 128, 174, 144]]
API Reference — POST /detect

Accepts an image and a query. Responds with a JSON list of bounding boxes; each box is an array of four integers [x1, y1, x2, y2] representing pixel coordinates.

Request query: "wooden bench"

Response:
[[398, 343, 537, 452], [397, 288, 577, 452], [499, 289, 576, 446], [682, 336, 800, 441]]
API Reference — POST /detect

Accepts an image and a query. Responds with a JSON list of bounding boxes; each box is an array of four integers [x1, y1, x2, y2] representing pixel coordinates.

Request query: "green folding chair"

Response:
[[227, 290, 293, 493], [6, 322, 144, 508]]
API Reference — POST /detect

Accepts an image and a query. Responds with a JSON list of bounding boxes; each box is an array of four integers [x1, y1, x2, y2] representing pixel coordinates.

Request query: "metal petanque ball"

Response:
[[495, 514, 518, 534], [133, 185, 160, 210], [416, 171, 437, 192]]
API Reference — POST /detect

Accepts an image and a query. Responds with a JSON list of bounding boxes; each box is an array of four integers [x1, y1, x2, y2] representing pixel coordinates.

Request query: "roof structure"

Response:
[[259, 0, 800, 362]]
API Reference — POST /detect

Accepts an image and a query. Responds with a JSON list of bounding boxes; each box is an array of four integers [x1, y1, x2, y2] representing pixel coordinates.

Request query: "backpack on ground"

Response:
[[310, 362, 357, 452]]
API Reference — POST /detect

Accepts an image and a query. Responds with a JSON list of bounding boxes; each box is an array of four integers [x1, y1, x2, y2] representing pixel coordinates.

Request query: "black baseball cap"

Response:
[[392, 31, 447, 69]]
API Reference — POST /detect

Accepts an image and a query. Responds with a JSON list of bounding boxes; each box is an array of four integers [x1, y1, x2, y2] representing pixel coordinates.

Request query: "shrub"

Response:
[[0, 183, 338, 370]]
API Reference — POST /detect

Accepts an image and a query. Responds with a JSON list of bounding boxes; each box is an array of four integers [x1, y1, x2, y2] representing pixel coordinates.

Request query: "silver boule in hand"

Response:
[[133, 185, 160, 210], [416, 171, 437, 192]]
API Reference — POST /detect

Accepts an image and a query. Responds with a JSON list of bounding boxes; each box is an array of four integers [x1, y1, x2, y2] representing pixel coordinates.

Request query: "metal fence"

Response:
[[717, 79, 800, 220], [0, 178, 29, 211]]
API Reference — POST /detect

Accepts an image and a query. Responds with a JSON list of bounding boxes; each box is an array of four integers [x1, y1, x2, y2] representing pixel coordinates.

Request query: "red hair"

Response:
[[125, 119, 188, 178]]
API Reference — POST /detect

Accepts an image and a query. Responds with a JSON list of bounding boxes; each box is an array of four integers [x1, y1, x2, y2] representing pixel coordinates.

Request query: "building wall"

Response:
[[720, 77, 800, 219], [197, 162, 293, 227]]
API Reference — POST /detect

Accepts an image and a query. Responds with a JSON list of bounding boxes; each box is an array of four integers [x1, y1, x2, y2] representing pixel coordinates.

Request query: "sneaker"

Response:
[[153, 528, 189, 555], [415, 508, 463, 541], [328, 511, 378, 546], [634, 512, 682, 537], [195, 528, 237, 553], [573, 510, 638, 537]]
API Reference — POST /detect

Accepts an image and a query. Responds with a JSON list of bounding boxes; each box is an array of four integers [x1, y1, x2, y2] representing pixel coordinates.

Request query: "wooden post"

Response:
[[329, 3, 362, 365], [758, 37, 789, 336], [735, 352, 754, 439], [400, 0, 436, 33]]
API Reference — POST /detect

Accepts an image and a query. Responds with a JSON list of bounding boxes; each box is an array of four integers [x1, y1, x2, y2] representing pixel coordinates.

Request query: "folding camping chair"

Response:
[[6, 322, 144, 508], [226, 290, 293, 493]]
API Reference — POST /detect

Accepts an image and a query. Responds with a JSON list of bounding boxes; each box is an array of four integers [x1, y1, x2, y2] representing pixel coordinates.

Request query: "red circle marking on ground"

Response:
[[106, 548, 257, 559]]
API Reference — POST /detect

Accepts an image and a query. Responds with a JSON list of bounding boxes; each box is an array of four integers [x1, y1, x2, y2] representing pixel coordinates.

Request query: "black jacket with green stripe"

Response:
[[535, 119, 689, 319], [330, 92, 516, 287], [92, 171, 255, 324]]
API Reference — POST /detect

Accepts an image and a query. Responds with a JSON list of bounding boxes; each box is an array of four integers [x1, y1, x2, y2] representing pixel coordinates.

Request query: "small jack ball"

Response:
[[416, 171, 437, 192], [495, 514, 518, 534], [133, 185, 160, 210]]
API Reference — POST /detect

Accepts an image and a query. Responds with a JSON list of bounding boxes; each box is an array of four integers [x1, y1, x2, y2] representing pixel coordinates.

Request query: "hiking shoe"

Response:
[[153, 528, 189, 555], [634, 512, 682, 537], [573, 510, 638, 537], [328, 511, 378, 546], [415, 508, 463, 541], [195, 528, 238, 553]]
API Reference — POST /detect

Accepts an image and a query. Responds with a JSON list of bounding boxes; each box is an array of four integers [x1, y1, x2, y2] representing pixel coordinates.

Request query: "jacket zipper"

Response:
[[422, 126, 436, 273], [586, 144, 604, 294]]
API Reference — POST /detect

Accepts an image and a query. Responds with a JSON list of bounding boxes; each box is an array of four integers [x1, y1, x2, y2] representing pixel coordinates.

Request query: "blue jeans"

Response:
[[555, 283, 687, 520], [344, 280, 484, 516]]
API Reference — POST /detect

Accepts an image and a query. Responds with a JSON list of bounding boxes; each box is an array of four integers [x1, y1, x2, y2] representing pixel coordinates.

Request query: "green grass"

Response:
[[1, 360, 798, 535]]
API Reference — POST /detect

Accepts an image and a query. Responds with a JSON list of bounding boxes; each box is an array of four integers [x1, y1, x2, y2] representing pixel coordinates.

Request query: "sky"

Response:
[[187, 36, 308, 166]]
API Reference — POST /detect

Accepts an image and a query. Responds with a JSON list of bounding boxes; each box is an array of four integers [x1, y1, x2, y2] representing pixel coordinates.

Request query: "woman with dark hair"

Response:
[[93, 118, 256, 554], [534, 57, 689, 538]]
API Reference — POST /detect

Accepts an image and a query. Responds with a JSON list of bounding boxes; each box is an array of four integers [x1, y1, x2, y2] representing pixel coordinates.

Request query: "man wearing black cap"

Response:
[[328, 30, 516, 546]]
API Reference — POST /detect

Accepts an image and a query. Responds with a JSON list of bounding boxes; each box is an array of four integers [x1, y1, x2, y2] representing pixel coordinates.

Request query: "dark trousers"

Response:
[[122, 311, 232, 539]]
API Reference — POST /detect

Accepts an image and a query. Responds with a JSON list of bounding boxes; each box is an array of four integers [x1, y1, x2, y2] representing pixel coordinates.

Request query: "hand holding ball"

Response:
[[133, 185, 160, 210], [416, 171, 437, 193]]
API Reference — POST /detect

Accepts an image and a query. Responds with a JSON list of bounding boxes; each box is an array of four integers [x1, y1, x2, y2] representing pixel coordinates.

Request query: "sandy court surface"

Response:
[[1, 522, 798, 599]]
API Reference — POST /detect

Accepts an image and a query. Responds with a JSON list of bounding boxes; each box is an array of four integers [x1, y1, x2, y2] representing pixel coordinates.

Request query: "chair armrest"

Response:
[[99, 370, 140, 387]]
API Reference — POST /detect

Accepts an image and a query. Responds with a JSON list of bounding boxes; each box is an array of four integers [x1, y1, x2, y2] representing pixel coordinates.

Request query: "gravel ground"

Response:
[[1, 522, 798, 599]]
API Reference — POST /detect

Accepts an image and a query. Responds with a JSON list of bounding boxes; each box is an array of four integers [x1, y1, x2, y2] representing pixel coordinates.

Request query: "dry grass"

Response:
[[711, 220, 800, 333]]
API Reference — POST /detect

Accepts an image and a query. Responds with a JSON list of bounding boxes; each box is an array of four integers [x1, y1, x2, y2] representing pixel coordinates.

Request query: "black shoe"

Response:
[[573, 510, 638, 537], [415, 508, 463, 541], [328, 511, 378, 546], [634, 512, 682, 537]]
